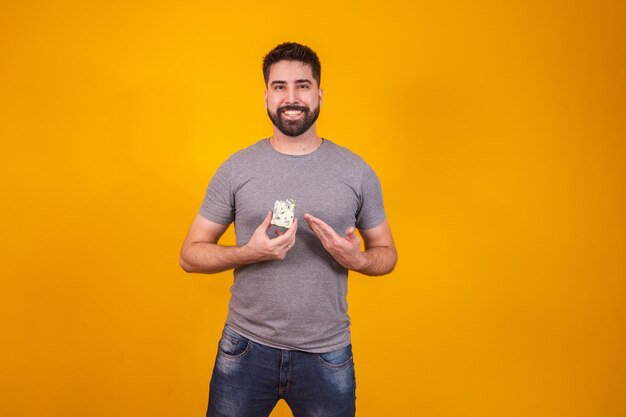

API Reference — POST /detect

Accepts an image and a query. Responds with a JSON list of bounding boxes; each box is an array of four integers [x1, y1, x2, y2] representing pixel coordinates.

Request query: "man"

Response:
[[180, 42, 397, 417]]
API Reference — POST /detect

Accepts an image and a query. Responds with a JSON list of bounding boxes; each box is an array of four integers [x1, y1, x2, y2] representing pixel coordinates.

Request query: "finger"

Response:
[[306, 217, 321, 234], [303, 213, 317, 227], [303, 214, 328, 237], [285, 218, 298, 237], [308, 221, 333, 246], [257, 210, 272, 231], [304, 213, 324, 229], [345, 226, 360, 244], [306, 214, 330, 230], [304, 214, 343, 248], [309, 218, 338, 241], [273, 218, 298, 242]]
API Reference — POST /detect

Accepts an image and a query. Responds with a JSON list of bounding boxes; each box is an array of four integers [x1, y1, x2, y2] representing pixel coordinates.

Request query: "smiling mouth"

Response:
[[281, 109, 306, 119]]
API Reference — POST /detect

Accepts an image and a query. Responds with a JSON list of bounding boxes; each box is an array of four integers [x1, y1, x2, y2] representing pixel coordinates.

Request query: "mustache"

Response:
[[278, 105, 309, 113]]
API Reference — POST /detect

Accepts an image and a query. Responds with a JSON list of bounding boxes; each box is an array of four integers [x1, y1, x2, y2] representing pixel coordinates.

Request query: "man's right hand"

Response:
[[242, 211, 298, 261]]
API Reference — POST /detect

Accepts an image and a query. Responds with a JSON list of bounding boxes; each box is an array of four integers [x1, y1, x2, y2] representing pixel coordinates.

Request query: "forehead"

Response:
[[268, 60, 315, 84]]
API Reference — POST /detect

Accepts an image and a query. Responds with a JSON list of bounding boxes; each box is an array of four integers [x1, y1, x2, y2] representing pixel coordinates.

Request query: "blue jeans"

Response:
[[207, 325, 356, 417]]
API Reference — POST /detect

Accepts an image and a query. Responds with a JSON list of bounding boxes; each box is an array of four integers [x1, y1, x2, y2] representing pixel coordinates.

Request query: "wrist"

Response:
[[353, 252, 370, 272], [237, 243, 260, 264]]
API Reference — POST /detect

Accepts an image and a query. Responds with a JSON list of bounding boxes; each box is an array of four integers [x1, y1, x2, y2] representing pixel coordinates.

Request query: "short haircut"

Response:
[[262, 42, 321, 87]]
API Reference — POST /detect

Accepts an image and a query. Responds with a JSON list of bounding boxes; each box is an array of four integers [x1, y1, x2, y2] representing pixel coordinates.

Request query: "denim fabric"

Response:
[[207, 325, 356, 417]]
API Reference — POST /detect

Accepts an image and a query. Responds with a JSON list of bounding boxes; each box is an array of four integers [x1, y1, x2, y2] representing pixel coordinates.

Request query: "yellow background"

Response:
[[1, 1, 625, 416]]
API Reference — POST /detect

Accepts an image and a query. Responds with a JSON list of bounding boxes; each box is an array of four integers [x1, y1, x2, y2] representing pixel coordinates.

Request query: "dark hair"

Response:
[[262, 42, 321, 87]]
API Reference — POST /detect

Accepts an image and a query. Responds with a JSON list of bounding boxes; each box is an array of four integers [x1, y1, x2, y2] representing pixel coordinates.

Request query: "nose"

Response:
[[285, 86, 298, 104]]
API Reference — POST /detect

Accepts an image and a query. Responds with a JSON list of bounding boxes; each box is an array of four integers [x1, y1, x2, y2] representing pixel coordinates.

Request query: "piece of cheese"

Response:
[[271, 199, 296, 228]]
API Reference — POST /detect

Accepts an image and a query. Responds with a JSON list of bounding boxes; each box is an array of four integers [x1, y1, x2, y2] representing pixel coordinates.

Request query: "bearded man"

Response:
[[180, 42, 397, 417]]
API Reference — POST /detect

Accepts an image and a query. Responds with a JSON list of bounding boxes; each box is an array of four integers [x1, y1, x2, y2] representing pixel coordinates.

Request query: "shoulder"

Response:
[[207, 139, 268, 180], [323, 139, 377, 175], [227, 138, 269, 162], [323, 139, 367, 166], [214, 139, 270, 175]]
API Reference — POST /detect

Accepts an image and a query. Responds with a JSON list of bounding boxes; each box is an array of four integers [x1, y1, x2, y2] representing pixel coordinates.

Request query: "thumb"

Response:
[[346, 226, 359, 244], [257, 210, 273, 231]]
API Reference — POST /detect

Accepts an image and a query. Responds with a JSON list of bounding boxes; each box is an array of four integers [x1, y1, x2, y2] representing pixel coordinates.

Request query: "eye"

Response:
[[274, 85, 284, 90], [297, 84, 310, 89]]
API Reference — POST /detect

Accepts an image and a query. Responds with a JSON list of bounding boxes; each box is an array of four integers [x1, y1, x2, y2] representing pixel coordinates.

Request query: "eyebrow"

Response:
[[270, 79, 313, 86]]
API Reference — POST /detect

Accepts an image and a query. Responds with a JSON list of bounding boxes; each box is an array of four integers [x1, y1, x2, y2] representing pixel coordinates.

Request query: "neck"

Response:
[[269, 128, 322, 155]]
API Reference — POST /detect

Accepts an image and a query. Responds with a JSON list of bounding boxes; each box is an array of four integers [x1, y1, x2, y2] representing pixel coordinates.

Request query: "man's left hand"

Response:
[[303, 213, 369, 271]]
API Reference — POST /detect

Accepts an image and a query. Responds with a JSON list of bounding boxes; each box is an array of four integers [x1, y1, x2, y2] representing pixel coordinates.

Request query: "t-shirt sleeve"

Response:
[[198, 158, 235, 225], [355, 163, 387, 230]]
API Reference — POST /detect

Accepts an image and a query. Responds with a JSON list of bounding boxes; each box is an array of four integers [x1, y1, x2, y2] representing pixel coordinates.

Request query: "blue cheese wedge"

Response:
[[271, 199, 296, 228]]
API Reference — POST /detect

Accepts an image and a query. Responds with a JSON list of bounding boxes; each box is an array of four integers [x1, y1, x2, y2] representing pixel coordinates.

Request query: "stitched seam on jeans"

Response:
[[316, 354, 353, 369], [218, 340, 251, 359], [286, 351, 295, 391]]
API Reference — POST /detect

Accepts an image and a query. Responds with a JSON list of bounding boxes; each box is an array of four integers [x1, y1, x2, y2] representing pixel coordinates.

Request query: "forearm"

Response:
[[353, 246, 398, 276], [180, 242, 257, 274]]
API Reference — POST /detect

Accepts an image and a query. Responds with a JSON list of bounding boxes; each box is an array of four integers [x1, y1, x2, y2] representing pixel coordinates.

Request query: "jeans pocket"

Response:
[[316, 344, 353, 368], [218, 326, 251, 358]]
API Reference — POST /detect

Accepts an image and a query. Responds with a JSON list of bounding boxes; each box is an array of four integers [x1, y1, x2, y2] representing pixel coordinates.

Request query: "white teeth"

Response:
[[284, 110, 303, 115]]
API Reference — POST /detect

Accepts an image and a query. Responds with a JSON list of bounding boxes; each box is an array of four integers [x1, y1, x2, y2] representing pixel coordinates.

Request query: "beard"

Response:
[[267, 104, 321, 137]]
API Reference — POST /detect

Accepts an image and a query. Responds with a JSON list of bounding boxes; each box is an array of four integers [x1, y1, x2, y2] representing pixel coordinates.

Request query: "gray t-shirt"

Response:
[[199, 138, 386, 352]]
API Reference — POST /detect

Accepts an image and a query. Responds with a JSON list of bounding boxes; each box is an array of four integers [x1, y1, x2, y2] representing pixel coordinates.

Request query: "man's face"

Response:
[[265, 60, 323, 137]]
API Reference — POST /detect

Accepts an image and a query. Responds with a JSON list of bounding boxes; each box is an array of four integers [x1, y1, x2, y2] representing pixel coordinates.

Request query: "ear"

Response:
[[264, 89, 268, 109], [319, 88, 323, 104]]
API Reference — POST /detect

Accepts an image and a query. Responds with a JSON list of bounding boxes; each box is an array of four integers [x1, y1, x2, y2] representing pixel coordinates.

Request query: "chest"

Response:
[[231, 161, 362, 241]]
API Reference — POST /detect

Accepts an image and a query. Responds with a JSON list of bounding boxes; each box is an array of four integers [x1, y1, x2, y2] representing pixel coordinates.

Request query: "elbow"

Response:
[[179, 247, 196, 273], [179, 257, 194, 273], [390, 247, 398, 273], [362, 246, 397, 277], [382, 247, 398, 276]]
